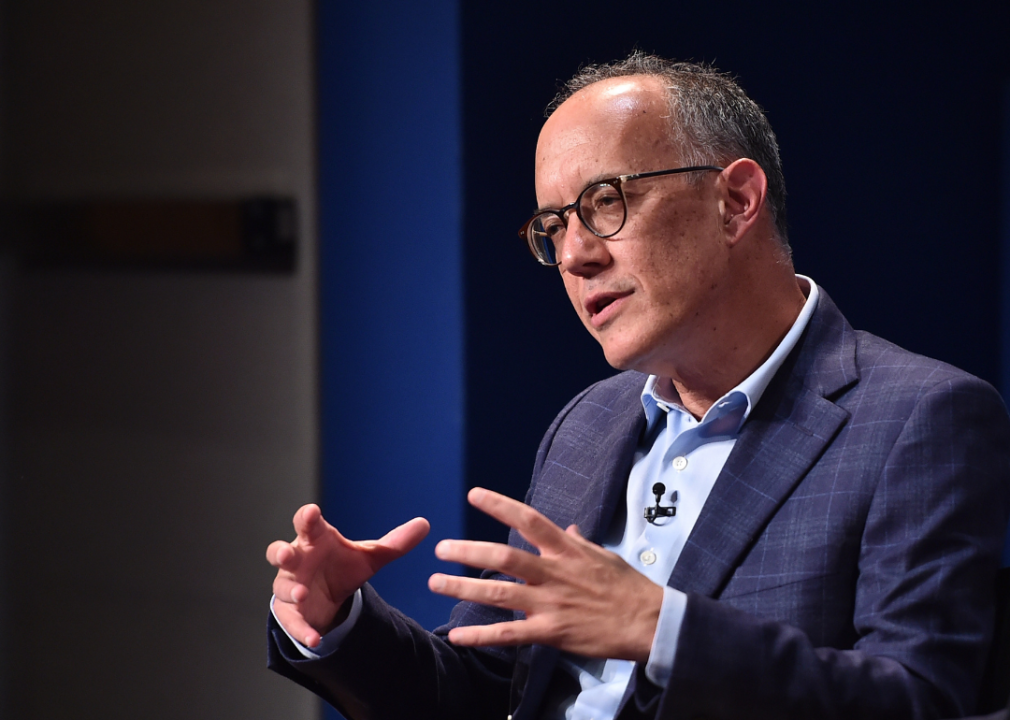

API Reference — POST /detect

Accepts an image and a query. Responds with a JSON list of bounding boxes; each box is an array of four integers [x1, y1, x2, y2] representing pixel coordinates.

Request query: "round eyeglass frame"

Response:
[[518, 165, 724, 266]]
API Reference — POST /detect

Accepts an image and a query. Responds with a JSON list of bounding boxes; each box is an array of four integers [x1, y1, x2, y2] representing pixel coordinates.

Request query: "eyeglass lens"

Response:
[[527, 181, 626, 265]]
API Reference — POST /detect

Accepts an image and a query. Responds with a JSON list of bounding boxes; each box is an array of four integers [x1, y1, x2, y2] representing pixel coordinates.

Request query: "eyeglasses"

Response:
[[518, 165, 723, 266]]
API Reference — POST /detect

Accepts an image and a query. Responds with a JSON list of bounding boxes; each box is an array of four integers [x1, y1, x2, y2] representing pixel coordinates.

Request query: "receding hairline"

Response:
[[543, 74, 685, 154], [547, 74, 676, 121]]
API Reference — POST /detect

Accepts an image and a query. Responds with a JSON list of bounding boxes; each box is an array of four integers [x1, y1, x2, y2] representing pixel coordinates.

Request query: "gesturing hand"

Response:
[[267, 504, 430, 648], [428, 488, 663, 663]]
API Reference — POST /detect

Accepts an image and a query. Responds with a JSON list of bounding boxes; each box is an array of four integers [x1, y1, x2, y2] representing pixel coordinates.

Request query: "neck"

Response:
[[663, 271, 806, 419]]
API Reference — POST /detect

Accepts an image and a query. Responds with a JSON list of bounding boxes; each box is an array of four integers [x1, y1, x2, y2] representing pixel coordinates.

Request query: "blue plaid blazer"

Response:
[[269, 290, 1010, 720]]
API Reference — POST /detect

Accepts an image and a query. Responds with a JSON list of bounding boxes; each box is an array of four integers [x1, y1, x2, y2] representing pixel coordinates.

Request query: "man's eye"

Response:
[[540, 217, 565, 237], [586, 184, 621, 210]]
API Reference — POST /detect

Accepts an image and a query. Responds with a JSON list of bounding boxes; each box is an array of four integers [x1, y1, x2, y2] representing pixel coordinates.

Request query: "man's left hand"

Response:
[[428, 487, 663, 662]]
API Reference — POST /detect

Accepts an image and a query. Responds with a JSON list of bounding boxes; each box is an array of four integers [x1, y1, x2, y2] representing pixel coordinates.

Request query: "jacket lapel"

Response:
[[573, 396, 647, 543], [668, 290, 858, 598], [667, 384, 849, 596]]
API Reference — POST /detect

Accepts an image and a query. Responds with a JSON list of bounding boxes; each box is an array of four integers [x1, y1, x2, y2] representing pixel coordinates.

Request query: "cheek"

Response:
[[635, 232, 724, 310], [648, 205, 723, 263]]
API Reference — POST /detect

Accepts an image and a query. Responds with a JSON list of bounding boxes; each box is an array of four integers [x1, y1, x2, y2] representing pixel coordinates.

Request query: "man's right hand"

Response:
[[266, 504, 430, 648]]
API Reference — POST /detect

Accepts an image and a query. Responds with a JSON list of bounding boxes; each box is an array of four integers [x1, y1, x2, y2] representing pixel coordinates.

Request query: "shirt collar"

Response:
[[641, 275, 820, 431]]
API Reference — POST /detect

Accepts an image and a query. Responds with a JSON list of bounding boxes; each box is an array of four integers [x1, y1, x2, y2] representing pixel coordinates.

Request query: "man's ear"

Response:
[[718, 158, 767, 245]]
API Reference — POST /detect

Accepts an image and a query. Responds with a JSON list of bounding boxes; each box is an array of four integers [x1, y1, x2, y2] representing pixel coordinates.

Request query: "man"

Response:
[[267, 54, 1010, 719]]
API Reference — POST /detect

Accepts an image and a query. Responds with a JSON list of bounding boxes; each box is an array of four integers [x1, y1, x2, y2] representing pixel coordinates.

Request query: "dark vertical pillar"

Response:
[[1002, 82, 1010, 564], [316, 0, 462, 666], [1003, 82, 1010, 401]]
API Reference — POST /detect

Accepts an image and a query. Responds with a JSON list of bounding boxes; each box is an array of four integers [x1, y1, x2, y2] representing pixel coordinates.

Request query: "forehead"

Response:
[[535, 76, 681, 201]]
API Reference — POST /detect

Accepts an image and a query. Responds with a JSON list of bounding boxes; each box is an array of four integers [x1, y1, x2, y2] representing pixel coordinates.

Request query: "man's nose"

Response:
[[559, 215, 611, 276]]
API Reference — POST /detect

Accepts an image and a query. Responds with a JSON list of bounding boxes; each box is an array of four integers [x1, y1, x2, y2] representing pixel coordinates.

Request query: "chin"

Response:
[[594, 323, 665, 373], [601, 333, 672, 375], [600, 344, 643, 372]]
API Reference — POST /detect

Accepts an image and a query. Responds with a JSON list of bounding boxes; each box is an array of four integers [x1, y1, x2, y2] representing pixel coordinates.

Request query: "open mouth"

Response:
[[586, 290, 632, 320], [595, 296, 616, 313]]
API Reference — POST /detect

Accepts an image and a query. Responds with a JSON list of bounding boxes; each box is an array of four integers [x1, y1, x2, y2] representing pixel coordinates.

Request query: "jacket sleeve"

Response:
[[267, 582, 515, 720]]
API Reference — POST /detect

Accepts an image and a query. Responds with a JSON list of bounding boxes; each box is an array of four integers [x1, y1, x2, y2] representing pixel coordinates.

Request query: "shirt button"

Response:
[[672, 456, 688, 471], [640, 550, 657, 565]]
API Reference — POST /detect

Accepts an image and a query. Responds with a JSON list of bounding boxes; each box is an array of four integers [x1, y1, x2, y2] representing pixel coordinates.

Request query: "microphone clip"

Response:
[[644, 482, 677, 524]]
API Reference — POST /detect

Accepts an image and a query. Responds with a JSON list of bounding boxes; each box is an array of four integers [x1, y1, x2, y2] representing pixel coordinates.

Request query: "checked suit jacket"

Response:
[[268, 290, 1010, 720]]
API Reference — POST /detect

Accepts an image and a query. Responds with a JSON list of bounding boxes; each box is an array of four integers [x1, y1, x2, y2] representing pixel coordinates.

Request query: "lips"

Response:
[[585, 289, 633, 328]]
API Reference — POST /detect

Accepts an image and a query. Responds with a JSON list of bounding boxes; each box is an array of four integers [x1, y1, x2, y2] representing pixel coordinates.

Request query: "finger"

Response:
[[369, 517, 430, 555], [275, 579, 313, 605], [434, 539, 544, 582], [273, 600, 323, 648], [468, 487, 569, 554], [292, 503, 326, 543], [428, 573, 531, 610], [357, 516, 430, 571], [271, 573, 304, 603], [446, 619, 536, 648], [265, 540, 298, 569]]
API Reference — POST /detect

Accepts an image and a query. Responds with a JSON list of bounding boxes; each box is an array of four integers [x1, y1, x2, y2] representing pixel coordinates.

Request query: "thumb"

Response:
[[361, 517, 430, 569]]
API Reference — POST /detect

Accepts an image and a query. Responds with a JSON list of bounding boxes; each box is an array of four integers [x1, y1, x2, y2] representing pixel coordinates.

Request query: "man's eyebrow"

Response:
[[532, 173, 619, 214]]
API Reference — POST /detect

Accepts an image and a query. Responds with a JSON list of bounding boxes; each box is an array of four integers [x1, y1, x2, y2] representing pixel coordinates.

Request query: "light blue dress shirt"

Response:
[[276, 277, 820, 720]]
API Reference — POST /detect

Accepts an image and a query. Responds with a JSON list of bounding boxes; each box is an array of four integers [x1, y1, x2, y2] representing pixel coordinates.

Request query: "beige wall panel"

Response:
[[1, 1, 319, 718]]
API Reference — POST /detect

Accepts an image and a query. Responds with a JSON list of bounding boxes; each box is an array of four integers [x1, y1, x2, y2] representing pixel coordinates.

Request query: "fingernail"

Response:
[[430, 575, 445, 591]]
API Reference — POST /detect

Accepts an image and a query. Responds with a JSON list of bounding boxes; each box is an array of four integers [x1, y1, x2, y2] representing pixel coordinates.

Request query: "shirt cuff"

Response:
[[270, 589, 364, 660], [644, 585, 686, 687]]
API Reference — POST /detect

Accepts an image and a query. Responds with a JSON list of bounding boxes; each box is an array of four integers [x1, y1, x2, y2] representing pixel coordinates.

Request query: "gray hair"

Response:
[[547, 52, 789, 246]]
